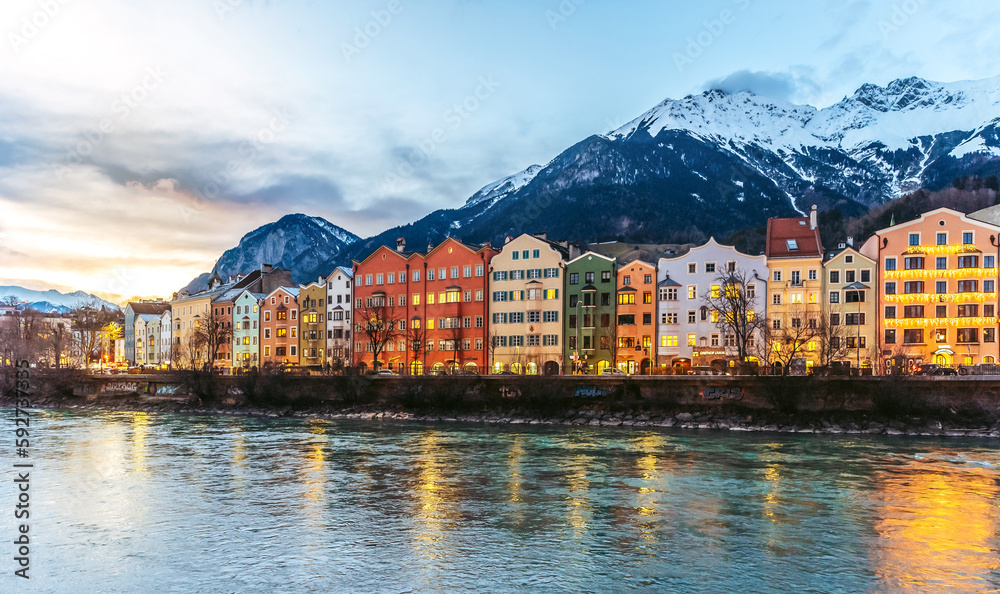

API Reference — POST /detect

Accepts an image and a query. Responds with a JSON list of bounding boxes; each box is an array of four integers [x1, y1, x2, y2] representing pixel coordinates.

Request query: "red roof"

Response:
[[765, 216, 823, 258]]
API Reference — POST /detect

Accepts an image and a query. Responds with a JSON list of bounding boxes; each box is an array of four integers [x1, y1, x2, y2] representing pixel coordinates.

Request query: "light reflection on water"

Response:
[[5, 409, 1000, 592]]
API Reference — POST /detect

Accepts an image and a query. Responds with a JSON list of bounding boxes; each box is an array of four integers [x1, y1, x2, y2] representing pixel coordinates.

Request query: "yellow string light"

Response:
[[884, 317, 998, 328], [905, 244, 980, 255], [883, 268, 998, 279], [884, 292, 997, 303]]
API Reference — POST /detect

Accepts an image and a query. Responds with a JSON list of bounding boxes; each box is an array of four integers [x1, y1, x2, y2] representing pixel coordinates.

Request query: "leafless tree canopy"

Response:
[[356, 298, 403, 371], [700, 267, 767, 367]]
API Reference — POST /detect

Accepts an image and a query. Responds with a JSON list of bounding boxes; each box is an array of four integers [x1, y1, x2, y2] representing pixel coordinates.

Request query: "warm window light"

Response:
[[884, 316, 998, 328], [905, 244, 978, 255], [883, 268, 997, 279], [884, 292, 995, 303]]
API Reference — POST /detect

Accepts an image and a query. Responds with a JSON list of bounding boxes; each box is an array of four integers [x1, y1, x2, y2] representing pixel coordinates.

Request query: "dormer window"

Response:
[[786, 239, 799, 251]]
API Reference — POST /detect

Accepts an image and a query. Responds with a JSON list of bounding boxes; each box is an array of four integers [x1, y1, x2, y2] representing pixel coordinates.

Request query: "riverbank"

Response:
[[14, 388, 1000, 438]]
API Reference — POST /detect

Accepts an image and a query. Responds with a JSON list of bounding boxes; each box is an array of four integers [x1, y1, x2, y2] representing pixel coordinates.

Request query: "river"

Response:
[[3, 409, 1000, 592]]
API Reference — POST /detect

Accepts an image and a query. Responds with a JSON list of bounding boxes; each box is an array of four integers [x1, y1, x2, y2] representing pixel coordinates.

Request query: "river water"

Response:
[[4, 409, 1000, 592]]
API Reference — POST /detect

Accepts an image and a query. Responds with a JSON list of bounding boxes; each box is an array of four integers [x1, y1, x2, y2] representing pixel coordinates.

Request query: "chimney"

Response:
[[533, 232, 547, 241], [504, 235, 514, 244], [396, 237, 406, 252], [847, 236, 854, 248], [261, 263, 273, 273], [809, 204, 818, 230], [428, 242, 434, 252]]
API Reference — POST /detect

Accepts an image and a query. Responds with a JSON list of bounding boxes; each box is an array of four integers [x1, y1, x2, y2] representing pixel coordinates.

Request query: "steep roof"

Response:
[[127, 302, 170, 315], [766, 217, 823, 259]]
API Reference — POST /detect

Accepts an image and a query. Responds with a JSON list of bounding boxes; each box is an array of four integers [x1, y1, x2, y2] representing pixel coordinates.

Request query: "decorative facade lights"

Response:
[[904, 244, 980, 255], [883, 292, 997, 303], [883, 268, 998, 279], [884, 316, 998, 328]]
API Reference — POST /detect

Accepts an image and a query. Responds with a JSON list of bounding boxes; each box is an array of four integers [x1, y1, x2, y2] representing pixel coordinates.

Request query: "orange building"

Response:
[[615, 259, 657, 374], [261, 287, 300, 367], [860, 207, 1000, 371], [352, 237, 497, 374]]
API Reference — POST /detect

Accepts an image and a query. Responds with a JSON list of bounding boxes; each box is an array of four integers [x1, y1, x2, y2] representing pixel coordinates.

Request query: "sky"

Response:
[[2, 0, 1000, 301]]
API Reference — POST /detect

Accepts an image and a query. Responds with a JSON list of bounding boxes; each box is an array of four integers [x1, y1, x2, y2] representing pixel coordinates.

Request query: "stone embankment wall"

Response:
[[9, 372, 1000, 436]]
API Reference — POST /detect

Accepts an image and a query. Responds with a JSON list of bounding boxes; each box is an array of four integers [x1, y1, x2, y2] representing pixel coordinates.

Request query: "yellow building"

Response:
[[764, 206, 824, 371], [822, 244, 877, 372]]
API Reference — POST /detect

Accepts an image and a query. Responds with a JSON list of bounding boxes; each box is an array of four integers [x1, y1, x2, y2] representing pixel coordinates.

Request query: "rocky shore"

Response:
[[21, 394, 1000, 438]]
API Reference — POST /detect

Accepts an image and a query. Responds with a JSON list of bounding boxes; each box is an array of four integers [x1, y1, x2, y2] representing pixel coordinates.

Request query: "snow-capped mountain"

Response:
[[183, 214, 360, 293], [0, 286, 120, 313], [346, 75, 1000, 257]]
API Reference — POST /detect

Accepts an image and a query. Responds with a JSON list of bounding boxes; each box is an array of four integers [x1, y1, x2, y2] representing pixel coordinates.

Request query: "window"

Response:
[[829, 291, 840, 304], [584, 271, 595, 283], [643, 313, 652, 325], [935, 328, 947, 343], [844, 270, 855, 283], [601, 271, 611, 283], [902, 329, 923, 344], [687, 334, 696, 346], [936, 305, 948, 318], [772, 294, 781, 305], [958, 255, 979, 269], [957, 304, 979, 317], [936, 232, 947, 245], [885, 282, 896, 295], [957, 328, 979, 343], [688, 263, 696, 273], [476, 265, 484, 277], [884, 329, 896, 344], [963, 232, 973, 244], [617, 293, 635, 305], [543, 311, 558, 323], [772, 319, 781, 330], [544, 268, 559, 278], [786, 239, 798, 251], [885, 258, 896, 271], [618, 314, 635, 325], [688, 311, 696, 323], [542, 335, 558, 346], [986, 328, 996, 343], [663, 335, 678, 347], [987, 304, 996, 317], [957, 280, 978, 293], [884, 306, 896, 319], [543, 289, 558, 300], [451, 267, 459, 278], [663, 312, 678, 324], [526, 335, 540, 347], [904, 257, 924, 270], [845, 313, 866, 325], [705, 263, 716, 273], [903, 281, 923, 294], [986, 256, 995, 269], [688, 286, 696, 299], [829, 270, 840, 284], [511, 270, 524, 281], [936, 281, 947, 294], [711, 334, 720, 347], [903, 305, 924, 319], [570, 273, 579, 285], [643, 292, 653, 304], [791, 270, 801, 285], [845, 290, 865, 303], [808, 269, 817, 281], [413, 270, 421, 282], [908, 233, 919, 246], [532, 249, 540, 258], [830, 313, 840, 326], [623, 275, 632, 286], [512, 251, 519, 260], [746, 285, 756, 299], [773, 270, 782, 282]]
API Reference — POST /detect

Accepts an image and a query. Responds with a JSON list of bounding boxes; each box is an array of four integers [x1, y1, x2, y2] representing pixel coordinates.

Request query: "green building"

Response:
[[564, 251, 617, 374]]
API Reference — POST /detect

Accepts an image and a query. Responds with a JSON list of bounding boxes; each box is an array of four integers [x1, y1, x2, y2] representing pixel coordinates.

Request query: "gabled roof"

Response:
[[878, 206, 1000, 234], [566, 250, 616, 266], [263, 286, 300, 301], [765, 218, 823, 259], [658, 276, 682, 287], [127, 302, 170, 315]]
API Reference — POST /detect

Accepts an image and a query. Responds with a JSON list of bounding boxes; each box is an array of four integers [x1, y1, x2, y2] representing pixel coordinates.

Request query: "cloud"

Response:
[[704, 69, 823, 104]]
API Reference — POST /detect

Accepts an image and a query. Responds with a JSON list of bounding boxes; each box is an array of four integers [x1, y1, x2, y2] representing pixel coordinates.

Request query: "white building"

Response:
[[657, 238, 769, 370], [326, 266, 353, 370], [159, 309, 172, 367]]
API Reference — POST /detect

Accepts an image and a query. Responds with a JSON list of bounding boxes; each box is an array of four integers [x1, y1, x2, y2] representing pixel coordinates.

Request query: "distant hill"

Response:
[[0, 286, 120, 313]]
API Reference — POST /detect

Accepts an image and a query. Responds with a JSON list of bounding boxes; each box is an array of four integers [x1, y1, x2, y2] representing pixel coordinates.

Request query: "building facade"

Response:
[[261, 287, 300, 367], [298, 280, 327, 371], [488, 234, 570, 375], [232, 290, 263, 371], [765, 207, 825, 372], [615, 259, 657, 374], [325, 266, 353, 371], [658, 238, 768, 371], [563, 252, 617, 374], [822, 245, 877, 372], [860, 207, 1000, 371]]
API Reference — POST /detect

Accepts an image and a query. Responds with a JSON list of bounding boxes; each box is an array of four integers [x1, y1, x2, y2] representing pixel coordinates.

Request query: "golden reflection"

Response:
[[130, 412, 150, 473], [508, 436, 524, 504], [411, 431, 458, 565], [300, 421, 329, 521], [873, 457, 1000, 591], [632, 433, 667, 546], [566, 453, 593, 538]]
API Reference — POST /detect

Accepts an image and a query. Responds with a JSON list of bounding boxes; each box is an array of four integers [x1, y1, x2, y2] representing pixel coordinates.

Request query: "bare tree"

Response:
[[71, 300, 118, 369], [408, 320, 428, 375], [700, 268, 767, 372], [192, 306, 233, 371], [44, 318, 71, 368], [597, 315, 619, 374], [815, 308, 851, 370], [756, 307, 823, 375], [355, 298, 403, 372]]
